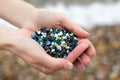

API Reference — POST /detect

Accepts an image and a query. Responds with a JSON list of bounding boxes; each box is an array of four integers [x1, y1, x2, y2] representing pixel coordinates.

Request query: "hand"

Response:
[[66, 39, 96, 70], [22, 9, 89, 38], [11, 9, 95, 72], [0, 0, 95, 73], [0, 27, 73, 74], [21, 9, 95, 70]]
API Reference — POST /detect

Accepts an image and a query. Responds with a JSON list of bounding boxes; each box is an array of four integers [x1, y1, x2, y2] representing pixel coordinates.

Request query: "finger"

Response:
[[73, 58, 85, 71], [34, 48, 73, 70], [66, 43, 89, 63], [78, 39, 96, 57], [42, 57, 73, 71], [63, 18, 89, 38], [31, 64, 54, 75], [80, 53, 91, 65], [26, 41, 73, 71], [86, 44, 96, 57]]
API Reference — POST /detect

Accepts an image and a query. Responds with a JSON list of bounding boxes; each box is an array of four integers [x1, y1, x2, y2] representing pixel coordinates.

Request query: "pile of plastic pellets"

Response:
[[31, 28, 78, 58]]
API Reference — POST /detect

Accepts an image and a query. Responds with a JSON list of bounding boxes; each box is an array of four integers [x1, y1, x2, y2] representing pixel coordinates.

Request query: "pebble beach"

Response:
[[0, 0, 120, 80]]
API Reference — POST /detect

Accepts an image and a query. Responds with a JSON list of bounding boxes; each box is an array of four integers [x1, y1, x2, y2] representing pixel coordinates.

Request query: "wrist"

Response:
[[0, 27, 18, 51], [0, 0, 38, 29], [0, 27, 11, 50]]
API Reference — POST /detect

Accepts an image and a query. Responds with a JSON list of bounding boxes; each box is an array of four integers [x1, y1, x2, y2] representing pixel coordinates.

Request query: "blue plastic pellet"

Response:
[[46, 41, 51, 45], [31, 33, 37, 39], [45, 35, 49, 39], [64, 53, 67, 57], [53, 28, 57, 34]]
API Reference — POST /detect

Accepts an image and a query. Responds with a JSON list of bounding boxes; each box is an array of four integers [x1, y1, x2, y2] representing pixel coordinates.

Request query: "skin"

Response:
[[0, 0, 96, 74]]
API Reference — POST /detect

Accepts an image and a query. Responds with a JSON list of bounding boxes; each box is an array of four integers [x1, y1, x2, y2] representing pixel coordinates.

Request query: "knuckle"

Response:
[[53, 63, 62, 70], [59, 13, 67, 21], [83, 39, 90, 43], [60, 13, 66, 17]]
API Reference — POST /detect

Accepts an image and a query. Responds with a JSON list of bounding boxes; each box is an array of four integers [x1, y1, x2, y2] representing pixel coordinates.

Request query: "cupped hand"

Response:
[[23, 9, 89, 38], [20, 9, 96, 71], [0, 0, 95, 74], [2, 9, 95, 73], [2, 27, 73, 74]]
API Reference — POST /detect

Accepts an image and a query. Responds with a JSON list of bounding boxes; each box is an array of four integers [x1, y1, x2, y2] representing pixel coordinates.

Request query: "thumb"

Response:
[[63, 18, 89, 38], [55, 58, 73, 70], [45, 57, 73, 70], [37, 49, 73, 70]]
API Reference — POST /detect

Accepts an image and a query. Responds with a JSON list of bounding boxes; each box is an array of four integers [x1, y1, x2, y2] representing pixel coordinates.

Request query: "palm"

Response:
[[21, 28, 85, 65], [21, 28, 85, 70]]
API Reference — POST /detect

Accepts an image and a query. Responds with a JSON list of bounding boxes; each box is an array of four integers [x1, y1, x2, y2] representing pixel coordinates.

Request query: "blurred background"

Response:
[[0, 0, 120, 80]]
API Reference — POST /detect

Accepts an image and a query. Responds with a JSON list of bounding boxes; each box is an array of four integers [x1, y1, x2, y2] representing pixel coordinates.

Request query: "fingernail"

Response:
[[86, 60, 91, 65], [64, 62, 73, 70], [81, 66, 85, 71], [89, 51, 96, 57], [82, 29, 90, 36], [92, 50, 96, 57], [85, 31, 89, 35]]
